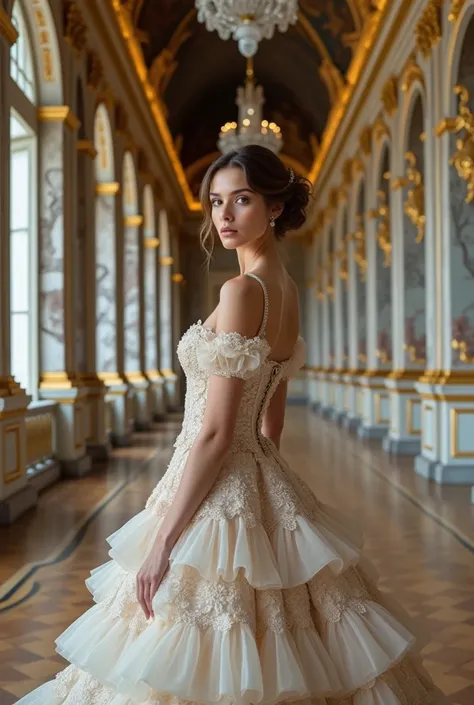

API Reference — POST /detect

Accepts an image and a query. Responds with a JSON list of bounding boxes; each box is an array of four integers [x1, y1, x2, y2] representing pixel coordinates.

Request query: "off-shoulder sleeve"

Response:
[[196, 330, 270, 380], [282, 337, 307, 380]]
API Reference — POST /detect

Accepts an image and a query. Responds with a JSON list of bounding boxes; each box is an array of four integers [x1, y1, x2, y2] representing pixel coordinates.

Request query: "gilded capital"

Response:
[[372, 115, 390, 143]]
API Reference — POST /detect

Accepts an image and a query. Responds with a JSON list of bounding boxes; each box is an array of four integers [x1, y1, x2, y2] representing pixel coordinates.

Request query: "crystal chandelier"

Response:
[[195, 1, 298, 57], [218, 59, 283, 154]]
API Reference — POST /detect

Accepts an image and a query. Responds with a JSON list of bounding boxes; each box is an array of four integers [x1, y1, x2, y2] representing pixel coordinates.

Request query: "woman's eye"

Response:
[[236, 196, 249, 204], [211, 199, 222, 207]]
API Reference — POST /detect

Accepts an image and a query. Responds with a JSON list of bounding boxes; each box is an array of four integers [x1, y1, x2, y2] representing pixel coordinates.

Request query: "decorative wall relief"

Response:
[[39, 123, 65, 372], [95, 196, 117, 372], [75, 151, 87, 374], [337, 234, 349, 365]]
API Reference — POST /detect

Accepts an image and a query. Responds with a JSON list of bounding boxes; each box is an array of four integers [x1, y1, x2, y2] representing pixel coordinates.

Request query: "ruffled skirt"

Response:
[[16, 441, 446, 705]]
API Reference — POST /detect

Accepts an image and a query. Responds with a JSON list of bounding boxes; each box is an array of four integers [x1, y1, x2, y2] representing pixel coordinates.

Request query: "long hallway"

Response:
[[1, 409, 473, 705]]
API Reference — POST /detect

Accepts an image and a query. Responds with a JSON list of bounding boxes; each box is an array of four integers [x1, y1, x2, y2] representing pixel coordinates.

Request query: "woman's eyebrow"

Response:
[[209, 188, 255, 196]]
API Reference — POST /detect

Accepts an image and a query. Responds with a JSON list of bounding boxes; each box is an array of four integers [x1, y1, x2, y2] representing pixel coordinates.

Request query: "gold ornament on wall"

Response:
[[448, 0, 466, 22], [87, 50, 104, 91], [337, 237, 349, 287], [372, 115, 390, 143], [63, 0, 87, 56], [326, 253, 335, 300], [415, 0, 442, 59], [359, 126, 372, 156], [350, 215, 367, 280], [369, 189, 391, 266], [401, 53, 425, 92], [403, 151, 426, 242], [436, 85, 474, 203], [381, 76, 398, 116]]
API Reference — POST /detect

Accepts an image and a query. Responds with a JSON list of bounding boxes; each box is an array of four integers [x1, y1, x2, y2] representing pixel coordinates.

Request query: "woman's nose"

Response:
[[221, 207, 234, 221]]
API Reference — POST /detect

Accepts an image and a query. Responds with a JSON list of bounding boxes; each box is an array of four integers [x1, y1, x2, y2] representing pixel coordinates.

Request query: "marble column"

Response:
[[76, 140, 110, 460], [159, 211, 178, 411], [144, 236, 166, 418], [358, 145, 392, 441], [384, 92, 427, 456], [95, 182, 132, 446], [332, 205, 350, 424], [343, 177, 368, 433], [123, 214, 153, 430], [0, 16, 35, 524], [306, 239, 321, 412], [37, 109, 91, 476]]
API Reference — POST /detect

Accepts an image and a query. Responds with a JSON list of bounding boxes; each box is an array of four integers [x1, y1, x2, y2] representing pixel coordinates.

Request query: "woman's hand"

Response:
[[136, 537, 171, 620]]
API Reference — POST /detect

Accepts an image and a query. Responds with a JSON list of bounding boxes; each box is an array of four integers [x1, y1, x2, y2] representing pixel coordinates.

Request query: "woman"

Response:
[[18, 145, 446, 704]]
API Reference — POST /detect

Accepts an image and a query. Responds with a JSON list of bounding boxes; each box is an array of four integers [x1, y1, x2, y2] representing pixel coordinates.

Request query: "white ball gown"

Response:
[[18, 274, 447, 705]]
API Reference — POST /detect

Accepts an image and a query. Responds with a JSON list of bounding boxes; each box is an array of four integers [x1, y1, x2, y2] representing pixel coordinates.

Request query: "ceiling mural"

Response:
[[121, 0, 378, 195]]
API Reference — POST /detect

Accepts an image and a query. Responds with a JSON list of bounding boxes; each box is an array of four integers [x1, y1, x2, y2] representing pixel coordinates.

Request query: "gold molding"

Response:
[[144, 237, 160, 249], [448, 0, 466, 22], [0, 7, 19, 45], [401, 53, 425, 93], [381, 76, 398, 116], [160, 256, 174, 266], [124, 214, 144, 227], [415, 0, 442, 59], [39, 371, 82, 391], [359, 126, 372, 156], [3, 423, 22, 485], [422, 404, 434, 451], [38, 106, 81, 131], [406, 398, 421, 436], [77, 140, 98, 159], [63, 0, 88, 57], [373, 115, 390, 143], [374, 392, 390, 424], [309, 0, 407, 190], [96, 181, 120, 195], [450, 407, 474, 458]]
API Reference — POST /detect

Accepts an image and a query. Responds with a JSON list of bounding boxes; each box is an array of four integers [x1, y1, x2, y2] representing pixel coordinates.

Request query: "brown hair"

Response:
[[199, 145, 312, 263]]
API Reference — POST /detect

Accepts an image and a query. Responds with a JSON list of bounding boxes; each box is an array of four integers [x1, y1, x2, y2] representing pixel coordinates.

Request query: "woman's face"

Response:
[[209, 166, 279, 249]]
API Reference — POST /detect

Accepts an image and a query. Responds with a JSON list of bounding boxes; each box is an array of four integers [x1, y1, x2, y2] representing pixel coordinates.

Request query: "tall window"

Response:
[[10, 3, 35, 102], [9, 2, 38, 396]]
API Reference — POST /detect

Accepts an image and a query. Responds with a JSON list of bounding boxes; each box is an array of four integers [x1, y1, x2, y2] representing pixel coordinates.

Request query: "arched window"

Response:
[[9, 1, 38, 396], [10, 2, 35, 102]]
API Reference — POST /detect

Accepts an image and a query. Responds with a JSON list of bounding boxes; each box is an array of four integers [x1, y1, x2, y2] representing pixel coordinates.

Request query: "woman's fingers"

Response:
[[136, 574, 148, 619]]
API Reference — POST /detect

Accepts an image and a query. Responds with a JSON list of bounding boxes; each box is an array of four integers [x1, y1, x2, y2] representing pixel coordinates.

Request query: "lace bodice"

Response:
[[175, 273, 306, 455]]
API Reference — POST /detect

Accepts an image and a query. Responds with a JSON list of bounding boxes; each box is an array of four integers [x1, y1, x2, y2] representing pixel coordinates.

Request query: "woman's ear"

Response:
[[270, 203, 284, 220]]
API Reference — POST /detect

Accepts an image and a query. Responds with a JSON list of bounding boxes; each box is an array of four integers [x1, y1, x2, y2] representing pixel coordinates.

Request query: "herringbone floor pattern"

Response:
[[1, 409, 473, 704]]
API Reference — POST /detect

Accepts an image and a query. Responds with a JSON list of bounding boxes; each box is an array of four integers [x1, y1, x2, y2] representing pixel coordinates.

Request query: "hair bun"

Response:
[[275, 174, 312, 238]]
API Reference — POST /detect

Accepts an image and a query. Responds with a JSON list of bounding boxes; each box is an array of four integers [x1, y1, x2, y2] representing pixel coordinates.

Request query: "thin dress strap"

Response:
[[245, 272, 269, 337]]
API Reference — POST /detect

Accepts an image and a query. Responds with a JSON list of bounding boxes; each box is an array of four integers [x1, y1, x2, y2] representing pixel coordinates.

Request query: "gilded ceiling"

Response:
[[122, 0, 378, 197]]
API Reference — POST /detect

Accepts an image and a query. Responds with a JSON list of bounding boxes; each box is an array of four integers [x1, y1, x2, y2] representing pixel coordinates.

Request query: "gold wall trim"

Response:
[[3, 423, 22, 485], [38, 106, 81, 131], [374, 392, 390, 424], [124, 214, 144, 227], [77, 139, 98, 159], [422, 403, 433, 451], [108, 0, 197, 211], [0, 7, 19, 45], [450, 407, 474, 458], [144, 237, 160, 249], [160, 256, 174, 266], [309, 0, 411, 192], [96, 181, 120, 195], [406, 398, 421, 436]]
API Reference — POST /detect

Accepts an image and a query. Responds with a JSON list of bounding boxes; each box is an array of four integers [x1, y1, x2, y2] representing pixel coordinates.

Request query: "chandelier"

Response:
[[195, 1, 298, 57], [218, 58, 283, 154]]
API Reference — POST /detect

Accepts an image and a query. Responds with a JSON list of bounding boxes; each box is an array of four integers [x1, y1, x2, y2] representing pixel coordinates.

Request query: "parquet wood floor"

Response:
[[1, 409, 473, 704]]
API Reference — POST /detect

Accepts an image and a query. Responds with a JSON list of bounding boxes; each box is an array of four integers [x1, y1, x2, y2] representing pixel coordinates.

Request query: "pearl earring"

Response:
[[270, 216, 276, 228]]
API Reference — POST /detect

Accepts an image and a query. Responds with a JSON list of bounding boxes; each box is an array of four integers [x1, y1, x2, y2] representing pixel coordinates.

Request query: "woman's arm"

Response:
[[261, 379, 288, 450], [136, 276, 264, 619]]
